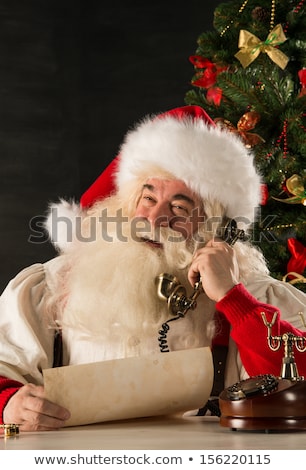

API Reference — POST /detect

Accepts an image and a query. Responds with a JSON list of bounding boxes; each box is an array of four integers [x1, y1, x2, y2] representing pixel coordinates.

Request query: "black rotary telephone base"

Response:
[[219, 375, 306, 432]]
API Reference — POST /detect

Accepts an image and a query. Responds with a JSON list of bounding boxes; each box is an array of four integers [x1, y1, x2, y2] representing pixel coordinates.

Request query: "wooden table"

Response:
[[1, 414, 306, 450]]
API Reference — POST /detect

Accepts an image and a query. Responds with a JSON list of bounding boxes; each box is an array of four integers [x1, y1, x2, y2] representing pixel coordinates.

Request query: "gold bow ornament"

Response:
[[283, 272, 306, 285], [235, 24, 289, 70], [273, 174, 306, 205], [214, 111, 265, 148]]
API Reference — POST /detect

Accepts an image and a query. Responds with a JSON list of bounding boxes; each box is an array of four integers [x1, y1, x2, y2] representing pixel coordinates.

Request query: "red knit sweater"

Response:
[[1, 283, 305, 423]]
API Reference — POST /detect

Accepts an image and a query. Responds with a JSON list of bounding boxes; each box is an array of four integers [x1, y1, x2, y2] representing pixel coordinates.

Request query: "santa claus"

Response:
[[1, 105, 306, 431]]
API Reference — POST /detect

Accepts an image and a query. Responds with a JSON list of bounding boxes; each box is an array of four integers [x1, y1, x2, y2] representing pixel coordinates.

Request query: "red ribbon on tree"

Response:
[[189, 55, 227, 106], [287, 238, 306, 275], [298, 68, 306, 98]]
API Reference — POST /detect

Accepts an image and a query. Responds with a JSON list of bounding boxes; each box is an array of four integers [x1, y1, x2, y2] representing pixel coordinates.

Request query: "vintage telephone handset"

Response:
[[155, 218, 246, 352]]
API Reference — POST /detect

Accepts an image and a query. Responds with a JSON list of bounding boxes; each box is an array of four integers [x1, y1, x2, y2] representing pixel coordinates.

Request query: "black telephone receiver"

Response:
[[218, 218, 249, 246]]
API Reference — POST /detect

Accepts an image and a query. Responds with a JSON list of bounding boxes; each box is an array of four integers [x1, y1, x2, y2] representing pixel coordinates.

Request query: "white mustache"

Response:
[[134, 226, 186, 245]]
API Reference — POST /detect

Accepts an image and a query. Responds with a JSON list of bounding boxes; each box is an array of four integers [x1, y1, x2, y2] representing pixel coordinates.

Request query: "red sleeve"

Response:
[[0, 376, 23, 424], [216, 283, 306, 378]]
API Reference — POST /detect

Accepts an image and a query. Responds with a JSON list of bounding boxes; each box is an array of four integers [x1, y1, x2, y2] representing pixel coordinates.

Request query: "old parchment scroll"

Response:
[[44, 347, 213, 426]]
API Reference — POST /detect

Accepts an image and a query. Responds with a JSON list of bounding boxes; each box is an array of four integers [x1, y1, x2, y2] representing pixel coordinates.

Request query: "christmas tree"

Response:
[[185, 0, 306, 292]]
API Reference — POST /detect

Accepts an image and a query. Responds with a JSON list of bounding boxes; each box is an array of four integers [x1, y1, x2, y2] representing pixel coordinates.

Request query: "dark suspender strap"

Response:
[[211, 344, 228, 396], [53, 330, 63, 368], [196, 344, 228, 417]]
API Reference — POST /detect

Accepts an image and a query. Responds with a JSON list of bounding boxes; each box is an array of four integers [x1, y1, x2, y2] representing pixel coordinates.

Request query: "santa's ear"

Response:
[[44, 198, 84, 252]]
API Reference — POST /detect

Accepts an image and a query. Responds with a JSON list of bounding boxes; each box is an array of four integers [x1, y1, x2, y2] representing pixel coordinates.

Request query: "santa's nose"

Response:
[[146, 205, 172, 228]]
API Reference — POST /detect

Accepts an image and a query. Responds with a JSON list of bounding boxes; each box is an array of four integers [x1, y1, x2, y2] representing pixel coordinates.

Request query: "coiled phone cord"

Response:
[[158, 314, 184, 353]]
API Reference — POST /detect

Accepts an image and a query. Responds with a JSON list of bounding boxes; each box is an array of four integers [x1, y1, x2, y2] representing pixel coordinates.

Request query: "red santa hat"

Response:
[[80, 105, 215, 208], [82, 105, 260, 219], [46, 105, 261, 251]]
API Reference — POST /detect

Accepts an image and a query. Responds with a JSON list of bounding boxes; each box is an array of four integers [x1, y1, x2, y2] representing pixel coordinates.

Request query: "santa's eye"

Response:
[[171, 203, 190, 216], [140, 193, 156, 205]]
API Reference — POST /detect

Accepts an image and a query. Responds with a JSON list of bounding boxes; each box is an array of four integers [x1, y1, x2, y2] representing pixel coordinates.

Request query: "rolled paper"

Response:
[[44, 347, 214, 427]]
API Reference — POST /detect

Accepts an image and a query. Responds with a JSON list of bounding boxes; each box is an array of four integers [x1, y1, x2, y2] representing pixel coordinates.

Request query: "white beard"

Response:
[[57, 201, 213, 365]]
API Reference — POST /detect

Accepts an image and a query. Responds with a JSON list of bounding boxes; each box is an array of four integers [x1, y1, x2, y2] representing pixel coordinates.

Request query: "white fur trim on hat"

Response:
[[44, 198, 84, 252], [116, 114, 262, 226]]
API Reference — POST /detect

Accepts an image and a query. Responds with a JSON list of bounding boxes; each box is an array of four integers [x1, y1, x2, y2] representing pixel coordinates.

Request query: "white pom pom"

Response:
[[44, 198, 84, 252]]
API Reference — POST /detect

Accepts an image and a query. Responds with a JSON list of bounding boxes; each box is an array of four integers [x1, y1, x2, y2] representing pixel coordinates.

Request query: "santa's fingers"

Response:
[[188, 243, 239, 302], [3, 384, 70, 432]]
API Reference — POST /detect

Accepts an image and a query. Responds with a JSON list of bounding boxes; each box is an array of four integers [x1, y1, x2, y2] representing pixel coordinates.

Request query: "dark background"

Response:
[[0, 0, 224, 293]]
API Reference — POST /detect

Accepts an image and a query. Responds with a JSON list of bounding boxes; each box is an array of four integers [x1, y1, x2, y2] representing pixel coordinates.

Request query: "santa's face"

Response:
[[134, 178, 205, 246]]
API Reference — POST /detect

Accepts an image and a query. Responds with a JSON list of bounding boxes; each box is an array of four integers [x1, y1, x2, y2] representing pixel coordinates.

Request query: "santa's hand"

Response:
[[3, 383, 70, 431], [188, 239, 239, 302]]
